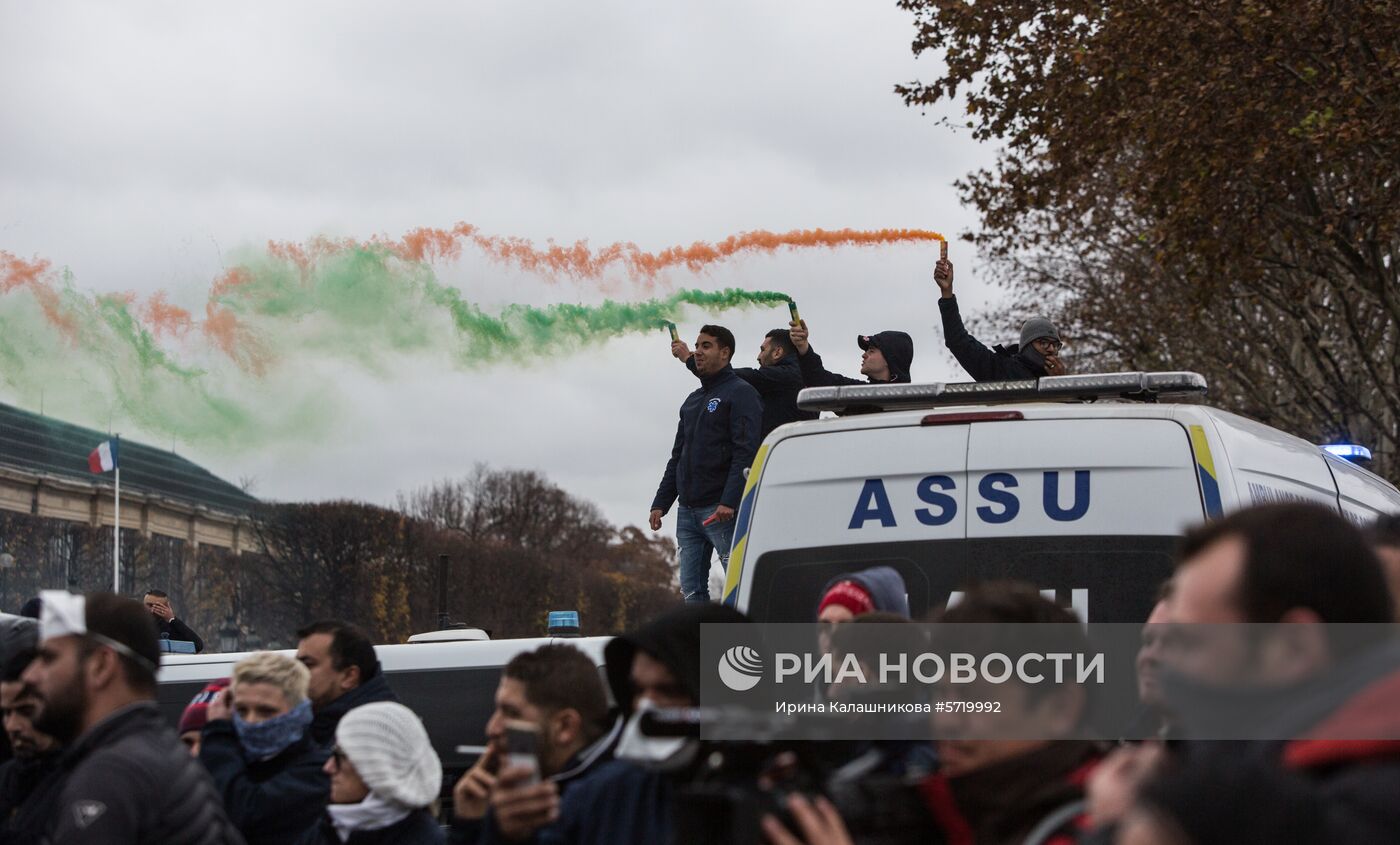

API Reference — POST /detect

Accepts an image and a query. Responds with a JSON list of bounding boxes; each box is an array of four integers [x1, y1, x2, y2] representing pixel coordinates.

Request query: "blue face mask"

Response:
[[234, 699, 313, 761]]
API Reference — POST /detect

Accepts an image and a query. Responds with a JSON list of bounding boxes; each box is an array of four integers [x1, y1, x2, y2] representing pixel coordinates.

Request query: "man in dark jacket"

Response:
[[1086, 504, 1400, 843], [672, 327, 816, 440], [0, 648, 65, 845], [789, 321, 914, 387], [143, 589, 205, 653], [649, 324, 763, 603], [22, 590, 242, 844], [295, 620, 398, 747], [460, 643, 670, 845], [200, 651, 330, 844], [935, 255, 1067, 382]]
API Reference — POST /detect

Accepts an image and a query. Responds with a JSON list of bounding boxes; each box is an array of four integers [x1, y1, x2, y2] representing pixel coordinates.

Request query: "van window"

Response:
[[746, 535, 1176, 623]]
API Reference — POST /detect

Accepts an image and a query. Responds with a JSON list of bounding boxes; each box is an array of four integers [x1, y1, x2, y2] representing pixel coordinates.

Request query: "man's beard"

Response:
[[33, 673, 87, 746]]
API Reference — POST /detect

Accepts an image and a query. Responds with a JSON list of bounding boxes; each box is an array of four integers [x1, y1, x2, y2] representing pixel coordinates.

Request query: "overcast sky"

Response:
[[0, 1, 1000, 532]]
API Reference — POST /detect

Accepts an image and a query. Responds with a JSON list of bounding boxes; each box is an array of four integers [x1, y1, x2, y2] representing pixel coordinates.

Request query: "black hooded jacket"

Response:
[[797, 331, 914, 388], [684, 352, 815, 439], [939, 296, 1046, 382], [41, 702, 242, 845], [604, 603, 751, 712], [308, 673, 398, 748]]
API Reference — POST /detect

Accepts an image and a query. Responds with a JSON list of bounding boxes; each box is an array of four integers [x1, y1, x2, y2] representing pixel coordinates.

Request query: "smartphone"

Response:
[[503, 720, 541, 785], [786, 300, 800, 324]]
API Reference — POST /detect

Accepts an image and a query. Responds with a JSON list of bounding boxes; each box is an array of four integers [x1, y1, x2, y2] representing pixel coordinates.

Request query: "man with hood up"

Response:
[[789, 321, 914, 388], [935, 255, 1067, 381], [814, 567, 912, 626]]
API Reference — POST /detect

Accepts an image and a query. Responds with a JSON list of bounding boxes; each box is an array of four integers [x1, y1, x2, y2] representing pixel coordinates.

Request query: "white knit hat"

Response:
[[335, 702, 442, 808]]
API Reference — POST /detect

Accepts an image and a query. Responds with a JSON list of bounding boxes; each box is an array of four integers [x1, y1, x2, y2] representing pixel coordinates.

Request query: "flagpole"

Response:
[[112, 436, 121, 594]]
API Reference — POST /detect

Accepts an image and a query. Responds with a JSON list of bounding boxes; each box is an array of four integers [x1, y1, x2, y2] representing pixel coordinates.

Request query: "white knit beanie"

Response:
[[335, 702, 442, 808]]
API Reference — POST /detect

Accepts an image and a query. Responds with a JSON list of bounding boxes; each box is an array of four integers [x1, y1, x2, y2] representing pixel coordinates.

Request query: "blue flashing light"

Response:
[[548, 610, 580, 636], [1323, 443, 1372, 462]]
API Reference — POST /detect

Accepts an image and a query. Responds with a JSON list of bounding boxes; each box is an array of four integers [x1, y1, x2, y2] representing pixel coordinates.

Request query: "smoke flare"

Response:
[[271, 224, 945, 285]]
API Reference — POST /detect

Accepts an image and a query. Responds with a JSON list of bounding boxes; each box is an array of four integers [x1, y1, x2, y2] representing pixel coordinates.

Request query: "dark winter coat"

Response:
[[939, 296, 1046, 382], [815, 566, 911, 618], [797, 331, 915, 387], [40, 702, 243, 845], [1156, 640, 1400, 843], [685, 352, 815, 440], [298, 808, 442, 845], [605, 603, 751, 711], [308, 673, 399, 748], [651, 365, 762, 513], [0, 751, 64, 845], [199, 720, 330, 845], [919, 741, 1100, 845], [157, 617, 206, 653]]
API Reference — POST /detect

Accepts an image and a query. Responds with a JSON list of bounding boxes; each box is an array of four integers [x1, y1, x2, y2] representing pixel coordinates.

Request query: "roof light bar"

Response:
[[796, 371, 1208, 413], [1322, 443, 1372, 462]]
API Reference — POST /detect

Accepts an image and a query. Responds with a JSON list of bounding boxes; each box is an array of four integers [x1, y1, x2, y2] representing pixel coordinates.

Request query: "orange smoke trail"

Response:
[[271, 224, 946, 285], [1, 251, 80, 339], [142, 291, 195, 338]]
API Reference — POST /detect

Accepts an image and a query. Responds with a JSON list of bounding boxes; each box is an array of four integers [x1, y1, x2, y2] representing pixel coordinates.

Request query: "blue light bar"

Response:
[[1323, 443, 1372, 462], [548, 610, 580, 637]]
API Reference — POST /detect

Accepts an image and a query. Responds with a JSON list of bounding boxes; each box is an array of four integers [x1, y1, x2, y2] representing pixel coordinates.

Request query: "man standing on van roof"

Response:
[[935, 255, 1068, 381], [650, 324, 763, 603], [671, 327, 817, 440], [788, 322, 914, 386]]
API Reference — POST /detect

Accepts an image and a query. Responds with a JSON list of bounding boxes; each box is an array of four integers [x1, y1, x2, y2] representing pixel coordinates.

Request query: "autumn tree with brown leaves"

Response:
[[899, 0, 1400, 481]]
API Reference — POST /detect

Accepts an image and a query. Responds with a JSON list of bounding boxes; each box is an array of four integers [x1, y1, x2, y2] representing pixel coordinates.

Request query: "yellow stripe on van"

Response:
[[722, 443, 770, 606], [1188, 424, 1224, 518]]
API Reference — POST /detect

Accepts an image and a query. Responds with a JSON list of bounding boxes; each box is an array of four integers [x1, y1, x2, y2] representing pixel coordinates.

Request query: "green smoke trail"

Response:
[[2, 243, 791, 448], [214, 245, 790, 366]]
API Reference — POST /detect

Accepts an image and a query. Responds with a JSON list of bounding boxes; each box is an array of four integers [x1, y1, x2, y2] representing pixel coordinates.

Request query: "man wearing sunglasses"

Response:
[[935, 256, 1068, 381]]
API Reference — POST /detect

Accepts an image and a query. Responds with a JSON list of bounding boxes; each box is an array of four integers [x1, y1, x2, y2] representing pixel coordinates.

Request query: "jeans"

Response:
[[675, 504, 735, 603]]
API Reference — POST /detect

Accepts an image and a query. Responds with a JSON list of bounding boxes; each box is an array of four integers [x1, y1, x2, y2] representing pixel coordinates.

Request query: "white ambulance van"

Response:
[[721, 372, 1400, 624]]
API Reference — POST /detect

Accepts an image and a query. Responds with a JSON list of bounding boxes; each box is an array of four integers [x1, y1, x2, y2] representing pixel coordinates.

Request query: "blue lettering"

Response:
[[849, 479, 897, 529], [1043, 470, 1091, 521], [915, 475, 958, 526], [976, 473, 1020, 524]]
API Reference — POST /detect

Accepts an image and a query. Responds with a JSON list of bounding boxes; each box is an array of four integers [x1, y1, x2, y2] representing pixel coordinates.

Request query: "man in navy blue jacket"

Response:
[[671, 327, 816, 441], [650, 324, 763, 603]]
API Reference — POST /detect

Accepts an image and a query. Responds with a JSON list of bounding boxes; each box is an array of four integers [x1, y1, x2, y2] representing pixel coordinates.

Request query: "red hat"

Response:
[[818, 580, 875, 618], [178, 678, 230, 735]]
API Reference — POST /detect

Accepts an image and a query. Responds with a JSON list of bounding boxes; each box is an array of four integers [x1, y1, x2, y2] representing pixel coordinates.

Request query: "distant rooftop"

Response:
[[0, 402, 257, 516]]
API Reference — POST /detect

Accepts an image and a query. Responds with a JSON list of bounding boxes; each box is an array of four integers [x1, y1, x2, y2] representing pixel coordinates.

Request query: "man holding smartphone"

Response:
[[450, 644, 670, 845]]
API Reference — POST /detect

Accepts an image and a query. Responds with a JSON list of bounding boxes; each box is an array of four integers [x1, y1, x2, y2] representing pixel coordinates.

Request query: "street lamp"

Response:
[[219, 615, 240, 653]]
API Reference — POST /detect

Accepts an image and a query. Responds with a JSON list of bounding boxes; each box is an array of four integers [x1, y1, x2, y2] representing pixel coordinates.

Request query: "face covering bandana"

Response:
[[1020, 342, 1047, 370], [235, 699, 313, 761], [614, 697, 692, 767]]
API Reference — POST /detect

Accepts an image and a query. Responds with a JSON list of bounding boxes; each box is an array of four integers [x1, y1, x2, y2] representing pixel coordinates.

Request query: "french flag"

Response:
[[88, 439, 119, 474]]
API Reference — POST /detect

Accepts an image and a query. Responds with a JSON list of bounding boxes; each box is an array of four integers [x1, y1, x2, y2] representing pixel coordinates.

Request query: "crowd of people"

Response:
[[0, 502, 1395, 843], [651, 256, 1067, 602]]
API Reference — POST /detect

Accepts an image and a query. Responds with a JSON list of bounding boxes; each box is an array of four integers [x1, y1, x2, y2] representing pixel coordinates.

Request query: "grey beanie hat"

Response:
[[1019, 316, 1060, 350]]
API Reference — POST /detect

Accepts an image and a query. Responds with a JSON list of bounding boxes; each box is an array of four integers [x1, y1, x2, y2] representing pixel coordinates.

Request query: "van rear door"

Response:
[[728, 420, 969, 622], [963, 417, 1204, 621], [734, 415, 1204, 623]]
